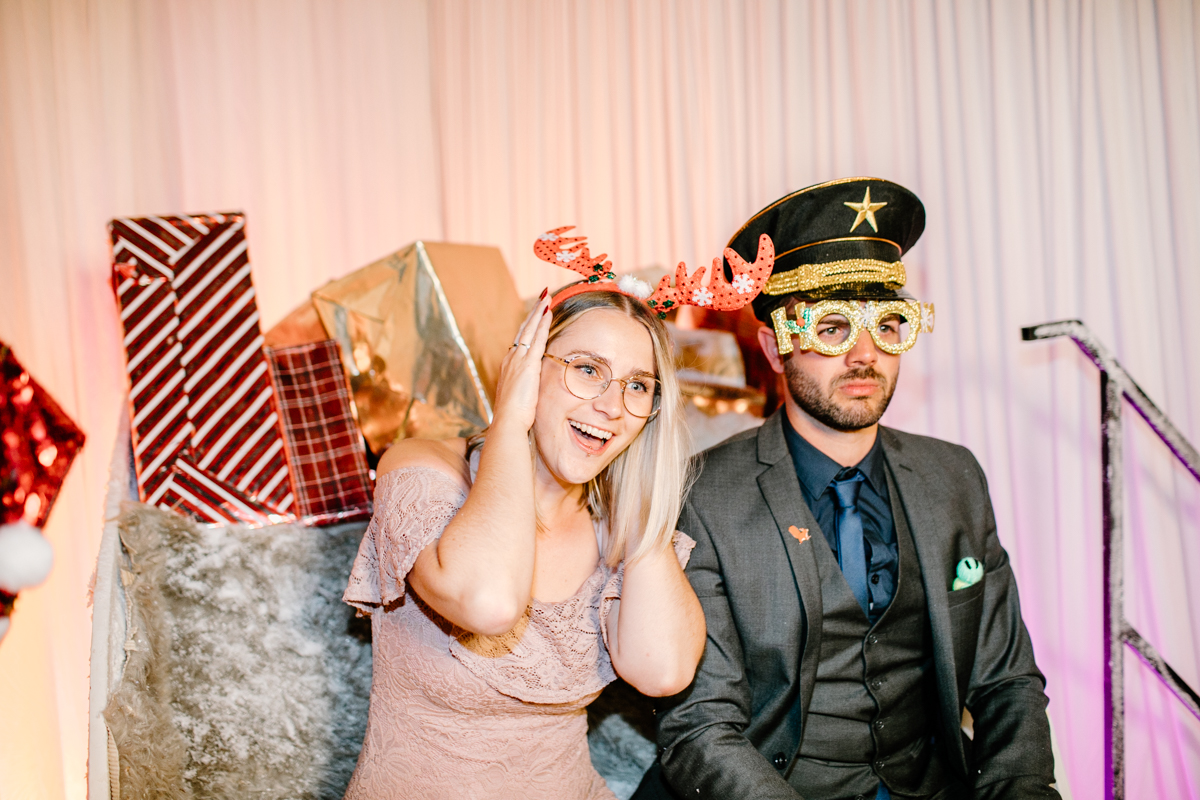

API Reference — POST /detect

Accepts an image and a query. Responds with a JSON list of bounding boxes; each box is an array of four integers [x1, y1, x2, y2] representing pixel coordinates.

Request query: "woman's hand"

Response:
[[491, 289, 552, 435]]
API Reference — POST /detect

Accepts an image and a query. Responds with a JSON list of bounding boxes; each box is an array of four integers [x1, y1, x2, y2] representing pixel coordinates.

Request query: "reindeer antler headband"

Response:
[[534, 226, 774, 319]]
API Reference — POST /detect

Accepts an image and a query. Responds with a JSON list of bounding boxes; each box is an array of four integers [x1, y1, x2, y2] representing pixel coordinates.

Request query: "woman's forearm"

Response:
[[608, 545, 706, 696]]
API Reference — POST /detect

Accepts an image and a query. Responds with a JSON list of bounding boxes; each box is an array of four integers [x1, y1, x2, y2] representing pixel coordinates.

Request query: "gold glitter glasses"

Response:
[[771, 299, 935, 356], [543, 354, 660, 418]]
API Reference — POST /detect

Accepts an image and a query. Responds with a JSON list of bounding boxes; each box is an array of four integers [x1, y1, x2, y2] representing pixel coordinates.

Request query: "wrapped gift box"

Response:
[[1, 342, 86, 527], [309, 242, 524, 455], [267, 340, 373, 524], [109, 212, 295, 526]]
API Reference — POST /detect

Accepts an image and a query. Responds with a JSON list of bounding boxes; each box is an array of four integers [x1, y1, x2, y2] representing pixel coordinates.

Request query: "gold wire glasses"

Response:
[[543, 354, 660, 418]]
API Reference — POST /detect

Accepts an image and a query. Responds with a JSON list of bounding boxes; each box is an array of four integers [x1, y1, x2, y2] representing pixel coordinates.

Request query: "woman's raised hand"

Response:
[[492, 289, 552, 435]]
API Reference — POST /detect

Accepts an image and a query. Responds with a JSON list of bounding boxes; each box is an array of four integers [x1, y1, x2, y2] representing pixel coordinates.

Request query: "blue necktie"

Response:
[[832, 470, 870, 616]]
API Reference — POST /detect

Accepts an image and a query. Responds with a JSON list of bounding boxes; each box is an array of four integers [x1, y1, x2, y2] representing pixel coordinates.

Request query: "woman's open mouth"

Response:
[[569, 419, 614, 455]]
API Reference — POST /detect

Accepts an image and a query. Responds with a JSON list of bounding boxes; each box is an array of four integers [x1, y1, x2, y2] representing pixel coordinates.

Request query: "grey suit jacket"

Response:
[[655, 411, 1058, 800]]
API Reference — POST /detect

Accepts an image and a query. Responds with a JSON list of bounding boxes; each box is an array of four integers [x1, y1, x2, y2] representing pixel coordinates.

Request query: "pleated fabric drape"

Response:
[[2, 1, 1198, 797]]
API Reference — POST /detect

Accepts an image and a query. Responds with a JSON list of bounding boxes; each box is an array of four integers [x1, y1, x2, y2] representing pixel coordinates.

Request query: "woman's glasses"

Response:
[[543, 354, 660, 418]]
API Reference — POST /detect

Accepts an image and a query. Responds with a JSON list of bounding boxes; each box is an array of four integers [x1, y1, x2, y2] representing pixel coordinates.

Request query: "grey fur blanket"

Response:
[[102, 503, 656, 799]]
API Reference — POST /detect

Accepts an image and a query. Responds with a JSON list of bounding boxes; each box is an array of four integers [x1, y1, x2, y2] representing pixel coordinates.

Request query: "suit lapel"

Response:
[[880, 427, 967, 772], [755, 412, 825, 732]]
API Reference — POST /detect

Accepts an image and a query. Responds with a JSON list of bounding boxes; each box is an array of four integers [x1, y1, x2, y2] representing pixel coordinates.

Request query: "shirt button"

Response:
[[871, 573, 881, 584], [772, 752, 788, 769]]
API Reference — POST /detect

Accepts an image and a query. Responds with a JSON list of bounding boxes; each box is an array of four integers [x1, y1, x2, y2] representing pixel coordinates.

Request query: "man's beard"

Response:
[[784, 362, 898, 432]]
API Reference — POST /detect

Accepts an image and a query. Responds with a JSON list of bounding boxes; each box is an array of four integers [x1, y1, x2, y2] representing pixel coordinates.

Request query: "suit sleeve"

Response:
[[963, 457, 1061, 799], [656, 500, 804, 800]]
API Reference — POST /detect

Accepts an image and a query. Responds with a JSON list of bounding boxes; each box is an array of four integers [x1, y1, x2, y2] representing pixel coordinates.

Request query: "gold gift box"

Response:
[[267, 242, 524, 456]]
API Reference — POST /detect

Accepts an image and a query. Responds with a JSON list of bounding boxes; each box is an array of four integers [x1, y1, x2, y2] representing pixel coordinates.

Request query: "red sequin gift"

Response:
[[0, 342, 85, 527]]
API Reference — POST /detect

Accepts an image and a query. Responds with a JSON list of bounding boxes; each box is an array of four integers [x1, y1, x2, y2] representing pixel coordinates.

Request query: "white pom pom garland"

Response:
[[0, 522, 54, 594]]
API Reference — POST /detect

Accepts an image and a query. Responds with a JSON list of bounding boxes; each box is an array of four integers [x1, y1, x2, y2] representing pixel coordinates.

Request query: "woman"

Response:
[[342, 286, 703, 799], [341, 226, 772, 799]]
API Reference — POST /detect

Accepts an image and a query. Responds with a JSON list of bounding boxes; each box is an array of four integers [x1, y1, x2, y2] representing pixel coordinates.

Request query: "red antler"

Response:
[[645, 234, 774, 318], [533, 226, 616, 284]]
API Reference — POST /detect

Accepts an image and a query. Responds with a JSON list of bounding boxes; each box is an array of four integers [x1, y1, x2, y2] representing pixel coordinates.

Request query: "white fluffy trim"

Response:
[[0, 522, 54, 593], [0, 617, 8, 644], [617, 274, 652, 299]]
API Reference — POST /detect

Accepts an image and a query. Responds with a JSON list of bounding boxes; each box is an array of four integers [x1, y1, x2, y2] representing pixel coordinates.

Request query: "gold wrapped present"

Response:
[[310, 243, 524, 455]]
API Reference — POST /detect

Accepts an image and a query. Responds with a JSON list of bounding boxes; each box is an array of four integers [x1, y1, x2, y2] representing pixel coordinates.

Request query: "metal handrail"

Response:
[[1022, 319, 1200, 800]]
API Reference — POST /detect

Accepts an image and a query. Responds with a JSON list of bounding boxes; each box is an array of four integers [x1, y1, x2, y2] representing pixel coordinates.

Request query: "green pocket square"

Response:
[[952, 557, 983, 590]]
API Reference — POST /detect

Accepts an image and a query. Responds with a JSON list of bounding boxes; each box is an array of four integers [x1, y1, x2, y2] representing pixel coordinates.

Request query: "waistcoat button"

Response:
[[867, 634, 879, 645], [874, 719, 886, 730], [772, 752, 788, 769]]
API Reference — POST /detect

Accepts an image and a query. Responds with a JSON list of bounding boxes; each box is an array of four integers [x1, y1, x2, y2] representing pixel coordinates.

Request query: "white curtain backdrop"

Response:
[[2, 1, 1198, 797]]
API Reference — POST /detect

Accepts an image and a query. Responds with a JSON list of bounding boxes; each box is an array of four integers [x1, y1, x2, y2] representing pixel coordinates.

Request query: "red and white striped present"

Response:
[[109, 212, 296, 526]]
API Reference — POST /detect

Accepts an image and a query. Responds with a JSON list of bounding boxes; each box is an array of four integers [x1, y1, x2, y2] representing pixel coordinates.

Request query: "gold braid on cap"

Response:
[[764, 258, 907, 296]]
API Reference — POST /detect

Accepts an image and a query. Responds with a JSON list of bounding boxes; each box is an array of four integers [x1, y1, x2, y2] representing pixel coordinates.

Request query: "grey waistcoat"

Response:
[[787, 468, 949, 799]]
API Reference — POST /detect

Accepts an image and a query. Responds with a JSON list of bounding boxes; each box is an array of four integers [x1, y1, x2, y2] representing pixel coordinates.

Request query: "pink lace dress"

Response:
[[341, 467, 693, 800]]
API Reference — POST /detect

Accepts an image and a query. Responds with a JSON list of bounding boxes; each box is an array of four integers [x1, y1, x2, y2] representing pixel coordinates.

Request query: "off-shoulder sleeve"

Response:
[[599, 531, 697, 650], [671, 530, 697, 568], [342, 467, 468, 614]]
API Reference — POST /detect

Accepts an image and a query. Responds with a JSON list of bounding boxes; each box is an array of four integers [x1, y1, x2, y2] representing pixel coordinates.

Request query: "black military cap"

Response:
[[725, 177, 926, 320]]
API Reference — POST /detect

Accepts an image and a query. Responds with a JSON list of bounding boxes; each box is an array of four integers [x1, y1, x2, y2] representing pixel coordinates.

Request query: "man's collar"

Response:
[[781, 410, 888, 497]]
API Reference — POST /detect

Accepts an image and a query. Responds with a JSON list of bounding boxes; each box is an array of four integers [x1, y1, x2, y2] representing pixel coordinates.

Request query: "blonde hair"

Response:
[[471, 290, 695, 567]]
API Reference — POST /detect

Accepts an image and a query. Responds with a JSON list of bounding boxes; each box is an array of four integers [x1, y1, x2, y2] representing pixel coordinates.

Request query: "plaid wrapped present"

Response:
[[267, 340, 372, 524]]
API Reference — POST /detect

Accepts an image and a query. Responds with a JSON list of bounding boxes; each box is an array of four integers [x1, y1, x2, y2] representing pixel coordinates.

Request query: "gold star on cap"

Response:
[[844, 187, 887, 233]]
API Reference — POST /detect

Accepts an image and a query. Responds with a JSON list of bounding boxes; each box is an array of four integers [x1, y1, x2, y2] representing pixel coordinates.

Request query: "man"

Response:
[[634, 178, 1058, 799]]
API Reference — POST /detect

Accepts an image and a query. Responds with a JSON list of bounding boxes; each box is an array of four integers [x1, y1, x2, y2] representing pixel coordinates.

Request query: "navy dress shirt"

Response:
[[782, 414, 898, 623]]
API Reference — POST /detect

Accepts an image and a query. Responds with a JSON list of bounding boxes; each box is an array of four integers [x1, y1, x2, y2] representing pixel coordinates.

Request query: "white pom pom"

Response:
[[0, 522, 54, 594], [617, 274, 652, 299]]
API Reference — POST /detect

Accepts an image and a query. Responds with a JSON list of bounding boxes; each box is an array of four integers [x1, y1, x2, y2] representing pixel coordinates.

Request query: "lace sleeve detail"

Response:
[[598, 531, 696, 650], [342, 467, 468, 614], [672, 530, 697, 568]]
